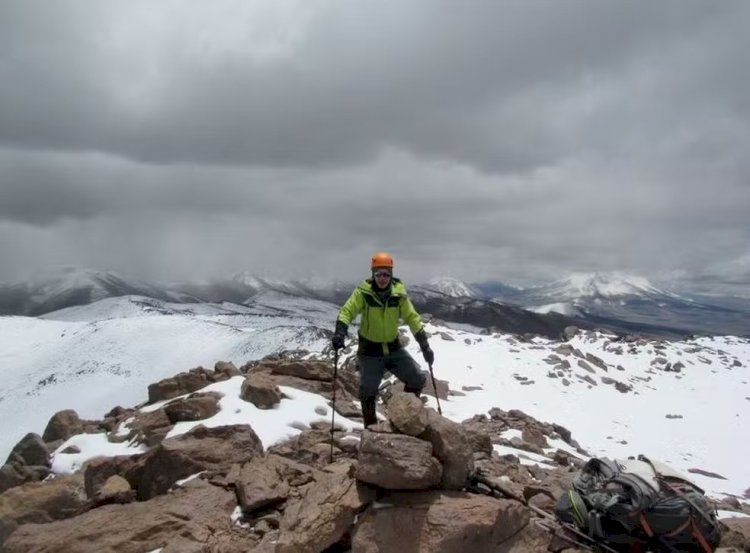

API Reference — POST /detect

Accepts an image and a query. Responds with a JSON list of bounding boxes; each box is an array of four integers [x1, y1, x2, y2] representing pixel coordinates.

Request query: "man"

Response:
[[332, 251, 434, 427]]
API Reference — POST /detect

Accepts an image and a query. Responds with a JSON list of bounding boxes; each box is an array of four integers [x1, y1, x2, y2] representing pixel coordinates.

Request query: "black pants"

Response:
[[358, 348, 425, 403]]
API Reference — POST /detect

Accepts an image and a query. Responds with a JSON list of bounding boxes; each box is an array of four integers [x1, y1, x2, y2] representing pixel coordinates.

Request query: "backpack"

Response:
[[555, 455, 722, 552]]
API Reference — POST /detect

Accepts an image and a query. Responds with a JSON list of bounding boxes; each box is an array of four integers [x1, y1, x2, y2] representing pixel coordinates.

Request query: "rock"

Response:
[[42, 410, 84, 443], [267, 428, 344, 469], [577, 360, 595, 373], [585, 353, 608, 371], [136, 424, 263, 499], [147, 367, 214, 403], [0, 434, 52, 493], [275, 462, 375, 553], [614, 380, 633, 393], [241, 372, 285, 409], [3, 479, 257, 553], [420, 409, 474, 490], [552, 424, 572, 444], [521, 426, 548, 449], [687, 468, 727, 480], [553, 450, 570, 466], [236, 455, 291, 513], [563, 326, 579, 341], [0, 474, 89, 545], [351, 491, 529, 553], [355, 431, 442, 490], [163, 392, 221, 423], [214, 360, 240, 378], [385, 392, 429, 436], [720, 517, 750, 551], [94, 475, 135, 505], [128, 408, 173, 447], [83, 455, 142, 499], [4, 433, 50, 468], [463, 428, 493, 457], [0, 464, 28, 494], [268, 360, 333, 382], [422, 375, 450, 400]]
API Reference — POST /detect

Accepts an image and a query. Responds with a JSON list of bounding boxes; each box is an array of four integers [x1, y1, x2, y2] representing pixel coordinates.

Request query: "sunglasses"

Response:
[[373, 270, 392, 278]]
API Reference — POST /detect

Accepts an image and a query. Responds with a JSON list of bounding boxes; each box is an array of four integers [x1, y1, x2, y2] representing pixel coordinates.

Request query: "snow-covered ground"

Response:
[[1, 295, 748, 504]]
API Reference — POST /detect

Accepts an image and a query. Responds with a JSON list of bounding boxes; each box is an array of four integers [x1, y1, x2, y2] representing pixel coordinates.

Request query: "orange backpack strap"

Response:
[[691, 517, 714, 553]]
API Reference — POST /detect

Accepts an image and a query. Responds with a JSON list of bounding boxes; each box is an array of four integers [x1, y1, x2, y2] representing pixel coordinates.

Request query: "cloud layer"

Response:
[[1, 1, 748, 292]]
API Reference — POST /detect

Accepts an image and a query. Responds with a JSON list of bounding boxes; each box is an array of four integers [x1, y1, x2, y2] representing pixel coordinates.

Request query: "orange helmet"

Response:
[[370, 251, 394, 269]]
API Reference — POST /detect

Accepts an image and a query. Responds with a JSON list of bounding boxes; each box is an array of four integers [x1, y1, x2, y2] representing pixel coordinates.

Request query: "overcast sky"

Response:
[[1, 1, 748, 293]]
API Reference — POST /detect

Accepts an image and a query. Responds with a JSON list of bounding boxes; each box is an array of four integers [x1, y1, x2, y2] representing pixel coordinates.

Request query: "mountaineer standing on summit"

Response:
[[331, 252, 434, 427]]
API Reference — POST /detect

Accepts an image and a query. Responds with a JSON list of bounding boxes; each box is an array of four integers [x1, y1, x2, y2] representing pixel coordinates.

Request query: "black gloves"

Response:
[[332, 320, 348, 351], [421, 345, 434, 365], [414, 329, 434, 365]]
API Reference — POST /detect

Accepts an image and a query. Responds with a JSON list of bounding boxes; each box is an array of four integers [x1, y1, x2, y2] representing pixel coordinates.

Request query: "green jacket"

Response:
[[337, 278, 424, 348]]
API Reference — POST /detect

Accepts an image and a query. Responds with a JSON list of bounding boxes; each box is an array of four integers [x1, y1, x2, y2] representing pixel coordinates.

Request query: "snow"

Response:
[[415, 325, 749, 497], [1, 294, 749, 505], [425, 277, 479, 298], [538, 272, 681, 299], [51, 433, 147, 474], [149, 378, 361, 448], [529, 302, 577, 316]]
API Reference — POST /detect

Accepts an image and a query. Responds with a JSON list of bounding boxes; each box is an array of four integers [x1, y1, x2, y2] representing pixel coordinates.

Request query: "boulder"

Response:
[[128, 408, 173, 447], [420, 409, 474, 490], [521, 426, 548, 449], [241, 372, 285, 409], [93, 475, 135, 505], [3, 479, 257, 553], [236, 455, 291, 513], [4, 433, 50, 467], [720, 517, 750, 551], [147, 367, 214, 403], [0, 474, 89, 545], [42, 410, 84, 443], [83, 454, 142, 499], [275, 462, 375, 553], [214, 360, 241, 379], [385, 392, 429, 436], [136, 424, 263, 499], [351, 491, 529, 553], [163, 392, 221, 423], [422, 375, 450, 400], [463, 428, 493, 457], [355, 431, 442, 490], [268, 360, 333, 382], [0, 434, 52, 494]]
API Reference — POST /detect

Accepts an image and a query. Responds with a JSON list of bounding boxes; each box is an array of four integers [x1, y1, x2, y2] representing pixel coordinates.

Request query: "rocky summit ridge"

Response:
[[1, 341, 749, 553]]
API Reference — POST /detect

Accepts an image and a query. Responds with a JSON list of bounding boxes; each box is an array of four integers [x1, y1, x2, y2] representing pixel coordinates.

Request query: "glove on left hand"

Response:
[[414, 328, 434, 365], [421, 345, 434, 365]]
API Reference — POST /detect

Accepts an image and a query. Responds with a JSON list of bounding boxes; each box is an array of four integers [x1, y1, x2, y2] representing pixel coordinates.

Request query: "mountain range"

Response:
[[0, 268, 748, 338]]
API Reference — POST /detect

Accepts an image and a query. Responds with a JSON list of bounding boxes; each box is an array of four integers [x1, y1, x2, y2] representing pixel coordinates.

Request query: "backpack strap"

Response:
[[637, 455, 719, 553], [691, 517, 714, 553]]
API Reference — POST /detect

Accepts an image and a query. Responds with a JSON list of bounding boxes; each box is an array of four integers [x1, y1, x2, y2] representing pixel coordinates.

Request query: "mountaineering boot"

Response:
[[362, 397, 377, 427]]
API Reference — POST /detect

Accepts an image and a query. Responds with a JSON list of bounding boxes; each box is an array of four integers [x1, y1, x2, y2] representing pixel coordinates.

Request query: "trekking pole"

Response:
[[329, 349, 339, 464], [428, 362, 442, 415]]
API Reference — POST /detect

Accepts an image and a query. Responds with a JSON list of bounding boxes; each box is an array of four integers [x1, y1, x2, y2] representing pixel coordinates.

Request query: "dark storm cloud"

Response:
[[0, 1, 740, 170]]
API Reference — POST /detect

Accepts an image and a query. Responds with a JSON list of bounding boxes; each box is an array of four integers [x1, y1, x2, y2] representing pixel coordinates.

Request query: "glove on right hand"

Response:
[[332, 334, 345, 351], [332, 320, 348, 351]]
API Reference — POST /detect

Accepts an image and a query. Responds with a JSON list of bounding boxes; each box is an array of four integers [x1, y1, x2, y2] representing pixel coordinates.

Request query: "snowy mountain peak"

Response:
[[231, 273, 270, 290], [425, 277, 480, 298], [545, 272, 677, 299]]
